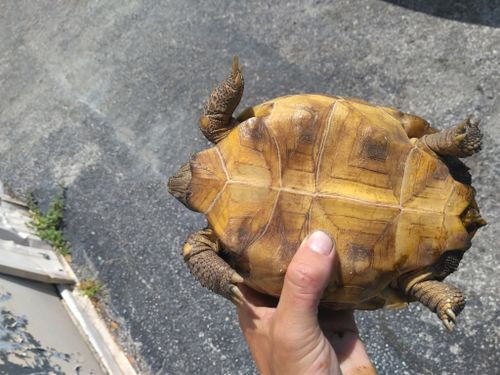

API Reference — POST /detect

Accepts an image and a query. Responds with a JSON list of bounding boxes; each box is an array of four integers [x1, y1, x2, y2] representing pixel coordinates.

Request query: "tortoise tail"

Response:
[[168, 162, 192, 208]]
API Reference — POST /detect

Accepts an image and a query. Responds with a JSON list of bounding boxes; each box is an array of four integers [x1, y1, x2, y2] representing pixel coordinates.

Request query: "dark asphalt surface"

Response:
[[1, 1, 499, 374]]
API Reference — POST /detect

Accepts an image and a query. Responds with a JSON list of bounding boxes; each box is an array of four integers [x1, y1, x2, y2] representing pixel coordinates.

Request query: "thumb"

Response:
[[276, 231, 336, 329]]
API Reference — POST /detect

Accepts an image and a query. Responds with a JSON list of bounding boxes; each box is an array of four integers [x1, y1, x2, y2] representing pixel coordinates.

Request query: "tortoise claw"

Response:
[[228, 271, 246, 306], [439, 303, 462, 332], [446, 308, 457, 323], [455, 133, 466, 143], [442, 318, 454, 332], [231, 56, 243, 86], [457, 119, 467, 133], [231, 55, 239, 74], [231, 272, 244, 284], [230, 285, 246, 306]]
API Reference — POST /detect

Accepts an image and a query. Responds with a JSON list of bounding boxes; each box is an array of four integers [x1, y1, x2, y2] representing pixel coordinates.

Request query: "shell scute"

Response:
[[318, 100, 413, 204]]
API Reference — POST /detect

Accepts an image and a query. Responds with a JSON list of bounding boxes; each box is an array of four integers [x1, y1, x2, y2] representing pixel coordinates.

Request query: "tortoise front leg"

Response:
[[401, 278, 465, 331], [422, 117, 482, 157], [183, 228, 245, 305], [199, 56, 244, 143]]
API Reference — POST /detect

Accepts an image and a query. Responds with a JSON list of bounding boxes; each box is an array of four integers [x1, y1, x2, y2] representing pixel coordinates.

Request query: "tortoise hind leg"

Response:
[[422, 117, 482, 157], [400, 278, 465, 331], [183, 228, 245, 305], [392, 109, 482, 157], [199, 56, 244, 143]]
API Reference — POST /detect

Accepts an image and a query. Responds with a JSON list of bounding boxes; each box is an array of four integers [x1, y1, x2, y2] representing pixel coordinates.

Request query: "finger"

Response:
[[275, 230, 336, 329]]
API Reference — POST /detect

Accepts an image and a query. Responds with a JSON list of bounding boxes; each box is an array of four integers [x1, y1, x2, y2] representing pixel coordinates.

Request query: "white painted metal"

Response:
[[59, 285, 138, 375]]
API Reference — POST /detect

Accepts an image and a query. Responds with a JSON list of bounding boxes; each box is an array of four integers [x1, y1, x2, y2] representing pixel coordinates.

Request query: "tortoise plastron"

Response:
[[168, 57, 485, 331]]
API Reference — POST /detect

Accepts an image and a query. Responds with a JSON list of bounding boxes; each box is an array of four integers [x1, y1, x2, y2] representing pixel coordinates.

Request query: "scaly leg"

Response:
[[183, 228, 245, 305], [199, 56, 244, 143], [403, 279, 465, 331], [422, 117, 482, 157]]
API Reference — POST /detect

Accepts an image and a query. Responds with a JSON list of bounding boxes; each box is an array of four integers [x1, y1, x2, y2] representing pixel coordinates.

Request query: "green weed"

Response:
[[27, 183, 71, 255], [79, 279, 103, 299]]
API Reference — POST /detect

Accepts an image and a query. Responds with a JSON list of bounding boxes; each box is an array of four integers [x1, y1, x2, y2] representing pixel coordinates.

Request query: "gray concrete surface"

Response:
[[0, 274, 105, 375], [0, 1, 499, 374]]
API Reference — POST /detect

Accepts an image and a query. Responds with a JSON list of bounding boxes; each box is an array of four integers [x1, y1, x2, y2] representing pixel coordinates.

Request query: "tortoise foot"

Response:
[[453, 116, 482, 157], [436, 291, 466, 331], [422, 116, 482, 158], [183, 228, 246, 305], [199, 56, 244, 143], [401, 279, 465, 331]]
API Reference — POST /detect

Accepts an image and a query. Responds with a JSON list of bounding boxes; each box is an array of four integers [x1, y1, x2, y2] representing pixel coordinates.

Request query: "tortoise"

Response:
[[168, 57, 486, 330]]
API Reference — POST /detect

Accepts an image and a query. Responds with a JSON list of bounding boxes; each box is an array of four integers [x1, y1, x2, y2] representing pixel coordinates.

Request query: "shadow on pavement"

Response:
[[382, 0, 500, 27]]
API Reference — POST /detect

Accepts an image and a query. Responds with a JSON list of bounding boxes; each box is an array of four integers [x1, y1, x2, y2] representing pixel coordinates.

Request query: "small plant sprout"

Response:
[[79, 279, 103, 300], [27, 183, 71, 256]]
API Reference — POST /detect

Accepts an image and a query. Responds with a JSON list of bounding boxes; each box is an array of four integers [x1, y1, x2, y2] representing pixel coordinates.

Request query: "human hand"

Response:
[[237, 231, 376, 375]]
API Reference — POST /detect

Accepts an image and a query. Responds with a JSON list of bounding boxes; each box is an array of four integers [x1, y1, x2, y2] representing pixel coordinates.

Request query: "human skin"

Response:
[[237, 231, 377, 375]]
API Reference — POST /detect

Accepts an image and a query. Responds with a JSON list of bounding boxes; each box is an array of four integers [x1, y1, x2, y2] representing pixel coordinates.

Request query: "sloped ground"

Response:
[[0, 1, 499, 374]]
